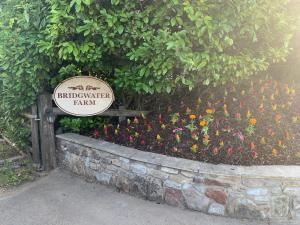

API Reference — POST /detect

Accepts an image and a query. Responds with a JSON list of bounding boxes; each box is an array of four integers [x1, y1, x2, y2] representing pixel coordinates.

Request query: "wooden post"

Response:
[[38, 93, 56, 171], [30, 104, 41, 165]]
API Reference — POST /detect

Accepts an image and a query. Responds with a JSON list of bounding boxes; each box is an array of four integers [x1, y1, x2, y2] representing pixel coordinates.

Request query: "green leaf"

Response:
[[166, 86, 171, 93], [111, 0, 120, 5], [117, 25, 124, 34]]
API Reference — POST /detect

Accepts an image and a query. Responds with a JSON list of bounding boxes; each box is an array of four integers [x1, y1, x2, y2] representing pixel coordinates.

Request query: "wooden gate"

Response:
[[22, 92, 149, 171]]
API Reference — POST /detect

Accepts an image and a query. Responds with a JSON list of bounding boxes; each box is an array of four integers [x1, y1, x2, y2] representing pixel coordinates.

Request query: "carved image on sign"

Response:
[[53, 76, 115, 116]]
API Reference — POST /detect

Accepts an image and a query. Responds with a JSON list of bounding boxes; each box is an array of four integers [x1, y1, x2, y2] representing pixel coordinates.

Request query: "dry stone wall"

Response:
[[56, 133, 300, 222]]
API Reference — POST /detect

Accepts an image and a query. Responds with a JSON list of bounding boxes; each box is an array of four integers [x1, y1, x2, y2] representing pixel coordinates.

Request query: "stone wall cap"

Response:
[[56, 133, 300, 179]]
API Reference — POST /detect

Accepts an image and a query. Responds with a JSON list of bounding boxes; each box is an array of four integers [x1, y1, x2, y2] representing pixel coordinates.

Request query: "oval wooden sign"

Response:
[[53, 76, 115, 117]]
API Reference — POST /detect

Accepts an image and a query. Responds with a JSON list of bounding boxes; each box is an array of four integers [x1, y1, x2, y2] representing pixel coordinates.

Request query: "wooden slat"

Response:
[[31, 104, 41, 165], [52, 107, 150, 117], [38, 93, 57, 171], [22, 113, 38, 119]]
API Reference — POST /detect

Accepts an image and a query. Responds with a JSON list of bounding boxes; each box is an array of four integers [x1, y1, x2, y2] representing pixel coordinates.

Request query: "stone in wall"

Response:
[[205, 188, 227, 205], [227, 198, 267, 219], [182, 184, 211, 212], [164, 180, 184, 207]]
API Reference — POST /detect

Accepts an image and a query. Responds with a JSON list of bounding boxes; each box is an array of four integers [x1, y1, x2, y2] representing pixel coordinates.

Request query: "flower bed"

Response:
[[89, 77, 300, 166]]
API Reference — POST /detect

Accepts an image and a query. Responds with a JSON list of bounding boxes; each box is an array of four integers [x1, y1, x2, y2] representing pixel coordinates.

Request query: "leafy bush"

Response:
[[0, 0, 48, 146], [59, 116, 108, 134], [41, 0, 295, 94], [0, 0, 296, 146]]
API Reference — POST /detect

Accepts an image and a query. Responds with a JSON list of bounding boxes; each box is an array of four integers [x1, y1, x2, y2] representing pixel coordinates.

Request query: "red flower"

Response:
[[251, 151, 258, 159], [92, 129, 100, 138], [103, 125, 108, 136], [140, 136, 145, 145]]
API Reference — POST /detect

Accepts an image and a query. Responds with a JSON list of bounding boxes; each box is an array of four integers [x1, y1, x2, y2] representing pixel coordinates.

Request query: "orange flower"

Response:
[[275, 114, 282, 123], [206, 108, 214, 114], [203, 135, 210, 146], [189, 114, 196, 120], [249, 118, 257, 126], [272, 148, 278, 157], [199, 120, 207, 127]]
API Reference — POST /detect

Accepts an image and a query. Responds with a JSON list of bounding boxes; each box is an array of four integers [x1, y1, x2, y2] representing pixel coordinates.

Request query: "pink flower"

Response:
[[128, 135, 133, 143], [172, 127, 183, 133], [233, 131, 244, 142], [235, 113, 241, 120], [227, 148, 234, 156]]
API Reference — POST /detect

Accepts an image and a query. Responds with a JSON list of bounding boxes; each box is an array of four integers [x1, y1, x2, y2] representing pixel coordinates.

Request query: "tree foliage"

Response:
[[0, 0, 296, 146]]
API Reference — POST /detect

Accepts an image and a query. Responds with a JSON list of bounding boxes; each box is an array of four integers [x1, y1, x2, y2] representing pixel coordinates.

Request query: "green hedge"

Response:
[[0, 0, 296, 147]]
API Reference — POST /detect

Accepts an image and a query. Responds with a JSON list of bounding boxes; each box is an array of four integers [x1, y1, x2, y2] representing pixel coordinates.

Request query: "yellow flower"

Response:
[[161, 124, 166, 129], [133, 117, 139, 124], [190, 144, 198, 153], [260, 137, 266, 145], [291, 88, 296, 94], [292, 116, 298, 123], [175, 134, 181, 143], [249, 118, 257, 126], [199, 120, 207, 127], [189, 114, 196, 120], [156, 134, 161, 142], [196, 97, 202, 105], [272, 104, 277, 111], [134, 132, 139, 137], [191, 133, 199, 141], [215, 130, 220, 136], [206, 108, 214, 114], [246, 110, 251, 118], [219, 140, 224, 147], [141, 113, 146, 119]]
